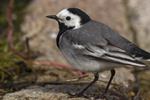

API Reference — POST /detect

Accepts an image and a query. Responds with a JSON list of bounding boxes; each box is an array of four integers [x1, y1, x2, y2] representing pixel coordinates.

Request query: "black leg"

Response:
[[72, 72, 99, 97], [104, 69, 115, 94]]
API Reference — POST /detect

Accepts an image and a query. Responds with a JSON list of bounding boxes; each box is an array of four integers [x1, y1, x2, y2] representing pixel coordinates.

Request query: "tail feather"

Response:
[[129, 45, 150, 60]]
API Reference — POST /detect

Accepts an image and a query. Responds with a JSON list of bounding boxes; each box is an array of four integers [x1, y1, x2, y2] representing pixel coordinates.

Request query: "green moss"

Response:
[[0, 0, 31, 83]]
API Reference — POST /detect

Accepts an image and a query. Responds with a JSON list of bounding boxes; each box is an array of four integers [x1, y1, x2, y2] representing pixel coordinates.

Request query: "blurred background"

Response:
[[0, 0, 150, 100]]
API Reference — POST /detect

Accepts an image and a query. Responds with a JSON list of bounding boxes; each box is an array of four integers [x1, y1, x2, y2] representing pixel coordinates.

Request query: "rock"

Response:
[[21, 0, 135, 88], [3, 85, 72, 100], [3, 84, 129, 100], [128, 0, 150, 51]]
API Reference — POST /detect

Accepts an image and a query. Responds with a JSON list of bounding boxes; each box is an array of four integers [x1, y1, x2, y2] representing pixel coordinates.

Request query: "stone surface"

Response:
[[128, 0, 150, 51], [3, 84, 129, 100]]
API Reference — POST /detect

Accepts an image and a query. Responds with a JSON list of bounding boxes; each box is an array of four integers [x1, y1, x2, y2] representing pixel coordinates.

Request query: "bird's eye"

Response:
[[66, 16, 71, 20]]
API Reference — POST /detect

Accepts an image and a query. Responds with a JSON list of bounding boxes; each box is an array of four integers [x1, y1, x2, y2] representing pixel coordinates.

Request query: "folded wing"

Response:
[[73, 43, 146, 67]]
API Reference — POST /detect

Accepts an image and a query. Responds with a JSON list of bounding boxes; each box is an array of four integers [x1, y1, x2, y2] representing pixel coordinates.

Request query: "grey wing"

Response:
[[102, 24, 150, 60], [76, 44, 146, 67], [66, 21, 147, 67], [71, 40, 146, 67]]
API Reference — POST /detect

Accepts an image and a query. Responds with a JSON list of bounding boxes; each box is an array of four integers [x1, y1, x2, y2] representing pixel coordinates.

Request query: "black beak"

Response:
[[46, 15, 59, 20]]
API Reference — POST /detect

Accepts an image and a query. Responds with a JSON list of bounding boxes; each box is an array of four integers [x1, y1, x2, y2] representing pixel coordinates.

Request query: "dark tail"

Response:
[[130, 45, 150, 60]]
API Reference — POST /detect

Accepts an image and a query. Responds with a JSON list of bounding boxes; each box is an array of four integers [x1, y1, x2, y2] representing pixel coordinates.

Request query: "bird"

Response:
[[46, 8, 150, 97]]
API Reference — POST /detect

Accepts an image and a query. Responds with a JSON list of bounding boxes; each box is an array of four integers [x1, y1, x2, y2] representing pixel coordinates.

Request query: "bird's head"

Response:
[[47, 8, 91, 32]]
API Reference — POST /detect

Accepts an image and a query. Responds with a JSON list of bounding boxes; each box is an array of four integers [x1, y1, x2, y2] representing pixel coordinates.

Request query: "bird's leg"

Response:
[[69, 72, 99, 97], [95, 69, 115, 99], [104, 69, 116, 94]]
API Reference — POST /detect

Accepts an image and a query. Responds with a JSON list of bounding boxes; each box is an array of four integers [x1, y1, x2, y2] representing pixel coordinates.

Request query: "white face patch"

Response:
[[56, 9, 81, 29]]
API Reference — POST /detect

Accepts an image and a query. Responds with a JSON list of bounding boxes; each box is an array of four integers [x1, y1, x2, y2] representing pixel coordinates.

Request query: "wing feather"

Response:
[[82, 44, 146, 67]]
